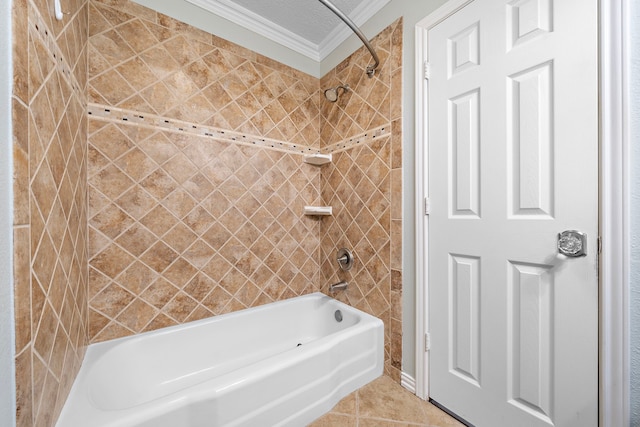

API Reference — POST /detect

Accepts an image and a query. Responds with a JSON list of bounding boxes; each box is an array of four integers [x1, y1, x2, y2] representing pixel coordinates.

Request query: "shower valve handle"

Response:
[[336, 248, 354, 271]]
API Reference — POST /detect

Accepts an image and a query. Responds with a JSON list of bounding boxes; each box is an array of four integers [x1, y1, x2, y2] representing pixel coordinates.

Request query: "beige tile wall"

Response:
[[87, 0, 324, 341], [12, 0, 89, 425], [319, 18, 403, 381], [86, 1, 403, 377], [87, 117, 322, 340], [88, 0, 320, 148]]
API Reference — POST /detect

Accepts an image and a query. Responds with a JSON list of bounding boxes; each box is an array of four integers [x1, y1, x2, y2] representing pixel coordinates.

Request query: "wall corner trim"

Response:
[[0, 0, 16, 424], [600, 0, 631, 425]]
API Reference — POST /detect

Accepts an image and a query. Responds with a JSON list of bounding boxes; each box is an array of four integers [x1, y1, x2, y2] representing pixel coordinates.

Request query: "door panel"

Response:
[[508, 61, 554, 218], [450, 254, 481, 385], [427, 0, 598, 426], [450, 89, 481, 218], [507, 260, 553, 422]]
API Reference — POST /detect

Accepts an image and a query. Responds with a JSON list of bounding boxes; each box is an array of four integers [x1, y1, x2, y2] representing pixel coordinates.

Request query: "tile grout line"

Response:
[[356, 387, 360, 426]]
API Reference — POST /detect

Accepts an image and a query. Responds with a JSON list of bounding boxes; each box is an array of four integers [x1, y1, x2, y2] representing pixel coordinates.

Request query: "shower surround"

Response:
[[319, 21, 404, 379], [86, 0, 323, 343], [12, 0, 403, 424], [86, 0, 403, 380]]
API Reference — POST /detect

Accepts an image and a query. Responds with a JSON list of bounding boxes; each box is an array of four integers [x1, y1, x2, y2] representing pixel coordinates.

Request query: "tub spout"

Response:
[[330, 281, 348, 293]]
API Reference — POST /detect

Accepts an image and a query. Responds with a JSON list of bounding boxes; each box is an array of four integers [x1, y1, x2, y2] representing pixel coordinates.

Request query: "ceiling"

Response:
[[182, 0, 390, 61]]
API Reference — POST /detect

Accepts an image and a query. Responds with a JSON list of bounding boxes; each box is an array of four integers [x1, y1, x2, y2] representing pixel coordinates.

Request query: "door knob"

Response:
[[557, 230, 587, 257]]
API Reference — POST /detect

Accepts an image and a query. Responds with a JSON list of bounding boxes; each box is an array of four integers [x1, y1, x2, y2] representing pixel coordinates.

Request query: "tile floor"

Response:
[[309, 375, 466, 426]]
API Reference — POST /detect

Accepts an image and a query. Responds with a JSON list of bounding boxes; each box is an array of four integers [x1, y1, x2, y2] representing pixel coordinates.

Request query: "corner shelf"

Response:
[[303, 153, 332, 166], [303, 153, 332, 216], [304, 206, 332, 216]]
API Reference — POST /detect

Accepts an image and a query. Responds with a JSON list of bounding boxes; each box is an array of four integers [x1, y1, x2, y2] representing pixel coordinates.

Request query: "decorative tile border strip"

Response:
[[87, 103, 391, 156], [88, 103, 322, 155], [322, 125, 391, 154]]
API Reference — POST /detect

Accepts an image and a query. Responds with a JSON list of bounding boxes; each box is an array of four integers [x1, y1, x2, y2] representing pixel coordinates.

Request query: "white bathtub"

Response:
[[57, 292, 384, 427]]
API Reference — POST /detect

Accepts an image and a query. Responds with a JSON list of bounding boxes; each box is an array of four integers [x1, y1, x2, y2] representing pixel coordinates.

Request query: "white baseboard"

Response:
[[401, 371, 416, 394]]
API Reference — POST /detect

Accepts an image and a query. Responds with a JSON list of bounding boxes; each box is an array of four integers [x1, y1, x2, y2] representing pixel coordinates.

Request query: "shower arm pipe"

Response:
[[317, 0, 380, 78]]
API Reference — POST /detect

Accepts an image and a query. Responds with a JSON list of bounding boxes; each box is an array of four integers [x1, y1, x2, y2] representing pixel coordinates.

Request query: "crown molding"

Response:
[[317, 0, 390, 59], [186, 0, 321, 60], [185, 0, 389, 62]]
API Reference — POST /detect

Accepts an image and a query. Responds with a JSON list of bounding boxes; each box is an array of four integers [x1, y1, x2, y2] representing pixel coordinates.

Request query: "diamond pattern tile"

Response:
[[14, 2, 90, 425], [89, 1, 320, 149], [320, 132, 403, 378], [88, 120, 322, 339]]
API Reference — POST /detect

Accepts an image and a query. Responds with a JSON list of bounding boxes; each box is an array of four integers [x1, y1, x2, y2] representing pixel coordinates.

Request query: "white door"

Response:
[[427, 0, 598, 426]]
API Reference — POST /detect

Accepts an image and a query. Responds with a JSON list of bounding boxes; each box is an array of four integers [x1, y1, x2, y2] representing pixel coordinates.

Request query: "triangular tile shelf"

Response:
[[304, 206, 332, 216], [303, 153, 332, 166]]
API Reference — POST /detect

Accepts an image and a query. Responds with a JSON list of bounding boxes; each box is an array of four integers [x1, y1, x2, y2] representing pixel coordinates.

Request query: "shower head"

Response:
[[324, 84, 349, 102]]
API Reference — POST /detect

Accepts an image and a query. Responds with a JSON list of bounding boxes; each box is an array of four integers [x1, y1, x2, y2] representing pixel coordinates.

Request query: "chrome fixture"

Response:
[[317, 0, 380, 78], [558, 230, 587, 257], [330, 281, 348, 293], [324, 84, 349, 102], [336, 248, 354, 271]]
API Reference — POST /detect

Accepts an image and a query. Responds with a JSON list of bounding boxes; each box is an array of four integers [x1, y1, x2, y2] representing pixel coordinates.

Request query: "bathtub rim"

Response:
[[85, 291, 377, 360], [57, 291, 384, 427]]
